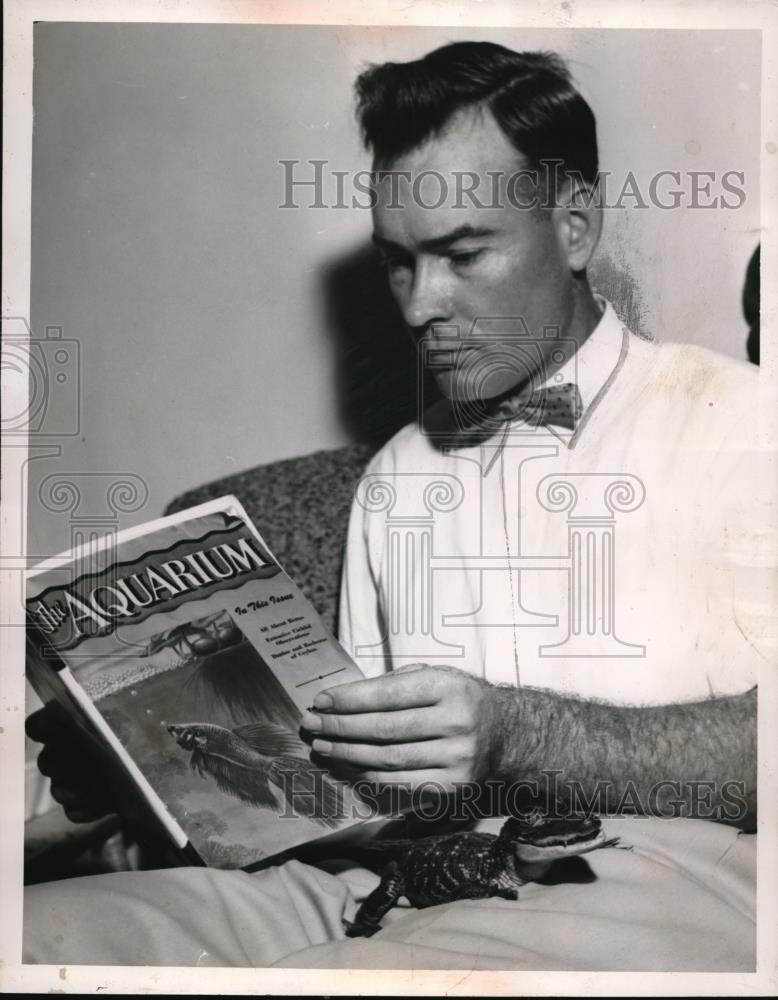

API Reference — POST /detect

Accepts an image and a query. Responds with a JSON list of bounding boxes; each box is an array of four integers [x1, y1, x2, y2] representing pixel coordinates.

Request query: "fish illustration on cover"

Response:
[[26, 497, 373, 869]]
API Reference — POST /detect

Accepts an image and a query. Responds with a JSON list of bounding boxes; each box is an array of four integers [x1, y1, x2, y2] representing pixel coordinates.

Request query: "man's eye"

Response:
[[379, 253, 412, 272], [448, 249, 483, 266]]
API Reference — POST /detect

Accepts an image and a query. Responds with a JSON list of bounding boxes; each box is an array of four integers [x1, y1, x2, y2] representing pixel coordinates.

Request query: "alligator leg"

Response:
[[344, 860, 405, 938]]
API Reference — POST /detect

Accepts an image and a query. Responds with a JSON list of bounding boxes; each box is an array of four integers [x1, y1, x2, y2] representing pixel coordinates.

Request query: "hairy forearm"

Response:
[[481, 684, 756, 829]]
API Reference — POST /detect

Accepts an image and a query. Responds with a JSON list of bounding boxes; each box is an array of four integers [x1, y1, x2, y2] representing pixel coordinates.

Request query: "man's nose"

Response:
[[400, 259, 452, 332]]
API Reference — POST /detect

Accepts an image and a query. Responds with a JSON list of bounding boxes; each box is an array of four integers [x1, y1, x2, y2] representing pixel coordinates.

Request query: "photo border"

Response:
[[2, 0, 776, 994]]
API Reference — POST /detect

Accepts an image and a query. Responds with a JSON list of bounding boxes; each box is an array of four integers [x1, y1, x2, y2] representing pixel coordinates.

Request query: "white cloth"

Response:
[[339, 300, 775, 704], [24, 818, 756, 970]]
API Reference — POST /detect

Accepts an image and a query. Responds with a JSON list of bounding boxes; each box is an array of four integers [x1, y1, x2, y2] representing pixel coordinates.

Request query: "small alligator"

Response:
[[344, 810, 620, 937]]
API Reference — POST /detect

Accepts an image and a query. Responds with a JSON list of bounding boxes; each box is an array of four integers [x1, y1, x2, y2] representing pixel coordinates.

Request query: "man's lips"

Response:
[[427, 346, 481, 370]]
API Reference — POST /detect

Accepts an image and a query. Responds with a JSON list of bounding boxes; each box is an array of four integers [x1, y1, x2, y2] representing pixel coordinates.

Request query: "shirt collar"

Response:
[[539, 295, 625, 410], [531, 295, 629, 449]]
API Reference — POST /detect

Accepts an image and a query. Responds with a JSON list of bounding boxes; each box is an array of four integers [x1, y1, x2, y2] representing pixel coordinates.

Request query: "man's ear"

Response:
[[551, 181, 602, 272]]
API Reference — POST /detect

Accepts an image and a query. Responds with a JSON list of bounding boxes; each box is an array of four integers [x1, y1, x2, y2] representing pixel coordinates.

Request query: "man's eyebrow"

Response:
[[371, 225, 498, 254]]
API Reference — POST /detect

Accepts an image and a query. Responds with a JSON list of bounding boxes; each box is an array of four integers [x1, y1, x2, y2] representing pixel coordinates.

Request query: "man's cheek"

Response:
[[468, 346, 529, 399], [433, 368, 459, 400], [440, 365, 488, 403]]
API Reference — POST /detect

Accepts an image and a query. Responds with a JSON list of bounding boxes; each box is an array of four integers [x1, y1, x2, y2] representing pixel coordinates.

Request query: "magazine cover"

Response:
[[25, 497, 372, 868]]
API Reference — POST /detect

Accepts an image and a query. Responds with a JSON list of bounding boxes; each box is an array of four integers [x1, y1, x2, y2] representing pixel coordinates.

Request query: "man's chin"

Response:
[[434, 370, 525, 404]]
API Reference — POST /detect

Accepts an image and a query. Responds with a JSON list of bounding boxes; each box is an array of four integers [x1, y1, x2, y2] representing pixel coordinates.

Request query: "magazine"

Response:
[[25, 496, 374, 869]]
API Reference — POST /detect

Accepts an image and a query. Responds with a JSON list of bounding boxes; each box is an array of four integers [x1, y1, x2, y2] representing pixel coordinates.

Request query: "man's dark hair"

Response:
[[355, 41, 598, 186]]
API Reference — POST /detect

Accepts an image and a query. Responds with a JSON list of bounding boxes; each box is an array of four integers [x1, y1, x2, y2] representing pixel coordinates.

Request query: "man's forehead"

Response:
[[370, 106, 533, 244], [372, 204, 501, 249]]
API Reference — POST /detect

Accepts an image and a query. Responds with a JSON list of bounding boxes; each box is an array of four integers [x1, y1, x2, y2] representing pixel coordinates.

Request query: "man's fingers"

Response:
[[37, 744, 84, 779], [350, 768, 461, 791], [310, 736, 460, 771], [392, 662, 429, 674], [64, 807, 102, 824], [36, 745, 60, 779], [49, 783, 78, 807], [25, 706, 62, 743], [314, 670, 442, 714], [26, 703, 76, 747], [25, 708, 47, 742], [302, 706, 446, 743], [59, 797, 111, 823], [48, 780, 107, 820]]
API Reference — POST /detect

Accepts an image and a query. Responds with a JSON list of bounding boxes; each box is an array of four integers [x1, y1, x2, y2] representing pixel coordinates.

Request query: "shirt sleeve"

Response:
[[710, 446, 778, 692]]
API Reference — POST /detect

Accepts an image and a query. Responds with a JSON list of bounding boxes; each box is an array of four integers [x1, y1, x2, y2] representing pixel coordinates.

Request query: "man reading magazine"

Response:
[[24, 42, 766, 970]]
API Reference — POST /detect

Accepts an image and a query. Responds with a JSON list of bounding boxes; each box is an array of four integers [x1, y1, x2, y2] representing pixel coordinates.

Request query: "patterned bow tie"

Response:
[[423, 382, 584, 448], [492, 381, 584, 431]]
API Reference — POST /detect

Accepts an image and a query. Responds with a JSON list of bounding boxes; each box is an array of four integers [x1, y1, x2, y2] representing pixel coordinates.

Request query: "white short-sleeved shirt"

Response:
[[338, 300, 775, 705]]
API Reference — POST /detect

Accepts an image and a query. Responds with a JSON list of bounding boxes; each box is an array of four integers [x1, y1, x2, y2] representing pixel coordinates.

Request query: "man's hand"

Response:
[[26, 704, 114, 823], [302, 665, 756, 829], [301, 663, 494, 791]]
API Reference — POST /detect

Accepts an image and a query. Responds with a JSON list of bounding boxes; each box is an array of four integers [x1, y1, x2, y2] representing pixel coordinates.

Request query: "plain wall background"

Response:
[[27, 23, 760, 560]]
